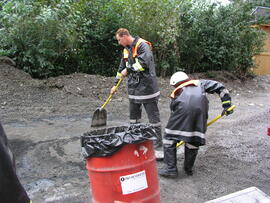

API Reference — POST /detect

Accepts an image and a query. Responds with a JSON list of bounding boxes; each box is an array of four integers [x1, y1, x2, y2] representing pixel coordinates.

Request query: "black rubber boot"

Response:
[[184, 146, 198, 176], [159, 143, 178, 178]]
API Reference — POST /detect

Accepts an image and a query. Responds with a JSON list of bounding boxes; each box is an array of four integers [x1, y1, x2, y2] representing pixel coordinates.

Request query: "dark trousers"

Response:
[[163, 140, 199, 175], [129, 100, 162, 148]]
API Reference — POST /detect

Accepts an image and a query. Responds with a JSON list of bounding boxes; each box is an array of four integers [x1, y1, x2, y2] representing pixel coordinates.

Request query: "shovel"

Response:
[[176, 105, 236, 148], [91, 78, 123, 127]]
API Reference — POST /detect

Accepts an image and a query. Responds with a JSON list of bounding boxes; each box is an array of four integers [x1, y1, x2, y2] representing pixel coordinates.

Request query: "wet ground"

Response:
[[1, 62, 270, 202]]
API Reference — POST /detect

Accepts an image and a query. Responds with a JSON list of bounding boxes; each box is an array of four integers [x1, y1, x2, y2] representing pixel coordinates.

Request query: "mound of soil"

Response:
[[1, 59, 270, 122]]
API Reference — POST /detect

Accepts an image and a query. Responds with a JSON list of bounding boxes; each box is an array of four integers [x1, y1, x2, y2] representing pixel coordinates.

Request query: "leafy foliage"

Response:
[[177, 2, 266, 75], [0, 0, 82, 77], [0, 0, 267, 78], [113, 0, 182, 76]]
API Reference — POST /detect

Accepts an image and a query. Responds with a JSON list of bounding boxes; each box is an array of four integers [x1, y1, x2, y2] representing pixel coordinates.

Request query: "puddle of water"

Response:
[[25, 179, 55, 198]]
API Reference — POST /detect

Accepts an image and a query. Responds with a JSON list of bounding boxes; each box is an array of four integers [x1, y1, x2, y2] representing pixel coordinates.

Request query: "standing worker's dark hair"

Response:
[[116, 28, 130, 37]]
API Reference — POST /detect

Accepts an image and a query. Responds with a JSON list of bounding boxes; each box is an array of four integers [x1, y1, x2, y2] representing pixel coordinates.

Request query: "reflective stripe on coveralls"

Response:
[[130, 119, 141, 124], [123, 38, 152, 59], [128, 91, 160, 100], [164, 128, 205, 139], [150, 122, 161, 127], [185, 143, 199, 149]]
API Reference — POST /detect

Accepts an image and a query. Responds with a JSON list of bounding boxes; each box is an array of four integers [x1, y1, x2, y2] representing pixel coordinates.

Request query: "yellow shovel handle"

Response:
[[101, 78, 123, 110], [207, 105, 235, 126], [176, 105, 236, 148], [176, 141, 185, 147]]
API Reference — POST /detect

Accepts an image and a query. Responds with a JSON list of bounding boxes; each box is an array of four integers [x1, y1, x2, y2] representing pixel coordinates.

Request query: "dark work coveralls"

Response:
[[116, 37, 162, 148], [160, 79, 232, 176]]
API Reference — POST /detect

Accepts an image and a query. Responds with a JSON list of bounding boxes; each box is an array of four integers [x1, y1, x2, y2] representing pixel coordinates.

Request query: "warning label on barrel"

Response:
[[120, 170, 148, 195]]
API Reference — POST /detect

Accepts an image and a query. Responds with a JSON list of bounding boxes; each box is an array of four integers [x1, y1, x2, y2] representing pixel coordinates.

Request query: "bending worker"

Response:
[[110, 28, 162, 149], [159, 71, 233, 178]]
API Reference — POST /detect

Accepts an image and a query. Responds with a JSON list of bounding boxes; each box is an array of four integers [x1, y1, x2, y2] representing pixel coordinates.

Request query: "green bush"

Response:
[[74, 0, 124, 76], [113, 0, 182, 76], [176, 2, 266, 75], [0, 0, 267, 78], [0, 0, 82, 78], [0, 0, 125, 78]]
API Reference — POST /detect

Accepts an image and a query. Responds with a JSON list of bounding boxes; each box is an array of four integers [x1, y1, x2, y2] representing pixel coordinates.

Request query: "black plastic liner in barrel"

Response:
[[81, 124, 158, 158]]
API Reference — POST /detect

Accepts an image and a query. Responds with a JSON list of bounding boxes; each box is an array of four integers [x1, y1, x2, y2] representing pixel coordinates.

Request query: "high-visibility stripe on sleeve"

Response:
[[222, 100, 231, 104], [133, 58, 144, 72], [123, 49, 129, 59]]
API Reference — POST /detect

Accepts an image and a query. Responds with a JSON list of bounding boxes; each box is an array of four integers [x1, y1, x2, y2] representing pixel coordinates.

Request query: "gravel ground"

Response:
[[1, 61, 270, 203]]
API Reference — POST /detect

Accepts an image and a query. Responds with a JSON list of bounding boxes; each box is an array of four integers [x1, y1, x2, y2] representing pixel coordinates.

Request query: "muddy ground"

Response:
[[0, 60, 270, 203]]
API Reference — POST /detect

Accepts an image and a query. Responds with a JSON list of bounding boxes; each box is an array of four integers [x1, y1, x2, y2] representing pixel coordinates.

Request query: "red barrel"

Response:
[[86, 140, 161, 203]]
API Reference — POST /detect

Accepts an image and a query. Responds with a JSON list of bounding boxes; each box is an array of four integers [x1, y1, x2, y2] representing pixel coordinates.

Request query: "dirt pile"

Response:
[[0, 61, 126, 121], [1, 59, 270, 122]]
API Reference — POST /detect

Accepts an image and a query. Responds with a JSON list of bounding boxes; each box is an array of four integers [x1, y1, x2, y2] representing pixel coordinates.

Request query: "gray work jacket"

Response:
[[118, 37, 160, 103], [164, 79, 231, 145]]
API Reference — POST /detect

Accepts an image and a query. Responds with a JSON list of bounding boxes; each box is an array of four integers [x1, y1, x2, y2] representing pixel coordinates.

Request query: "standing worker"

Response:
[[110, 28, 162, 150], [159, 71, 233, 178]]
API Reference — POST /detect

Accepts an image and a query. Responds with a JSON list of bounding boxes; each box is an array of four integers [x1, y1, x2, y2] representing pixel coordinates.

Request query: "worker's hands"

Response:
[[112, 69, 127, 95], [222, 101, 233, 116], [121, 68, 128, 77], [110, 86, 117, 95]]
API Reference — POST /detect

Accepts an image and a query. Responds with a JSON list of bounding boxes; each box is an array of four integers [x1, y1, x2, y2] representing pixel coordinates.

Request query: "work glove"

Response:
[[222, 101, 233, 116], [127, 58, 145, 72], [115, 72, 123, 80], [114, 72, 123, 84], [111, 72, 123, 94], [110, 85, 116, 94]]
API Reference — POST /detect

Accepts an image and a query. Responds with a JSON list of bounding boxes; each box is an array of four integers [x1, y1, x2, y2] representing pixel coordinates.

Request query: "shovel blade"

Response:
[[91, 108, 107, 127]]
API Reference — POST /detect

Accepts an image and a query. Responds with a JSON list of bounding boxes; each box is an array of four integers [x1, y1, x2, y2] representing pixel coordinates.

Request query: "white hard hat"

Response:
[[170, 71, 189, 86]]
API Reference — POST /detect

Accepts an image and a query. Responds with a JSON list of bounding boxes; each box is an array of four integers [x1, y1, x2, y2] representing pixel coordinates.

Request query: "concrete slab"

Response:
[[205, 187, 270, 203]]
